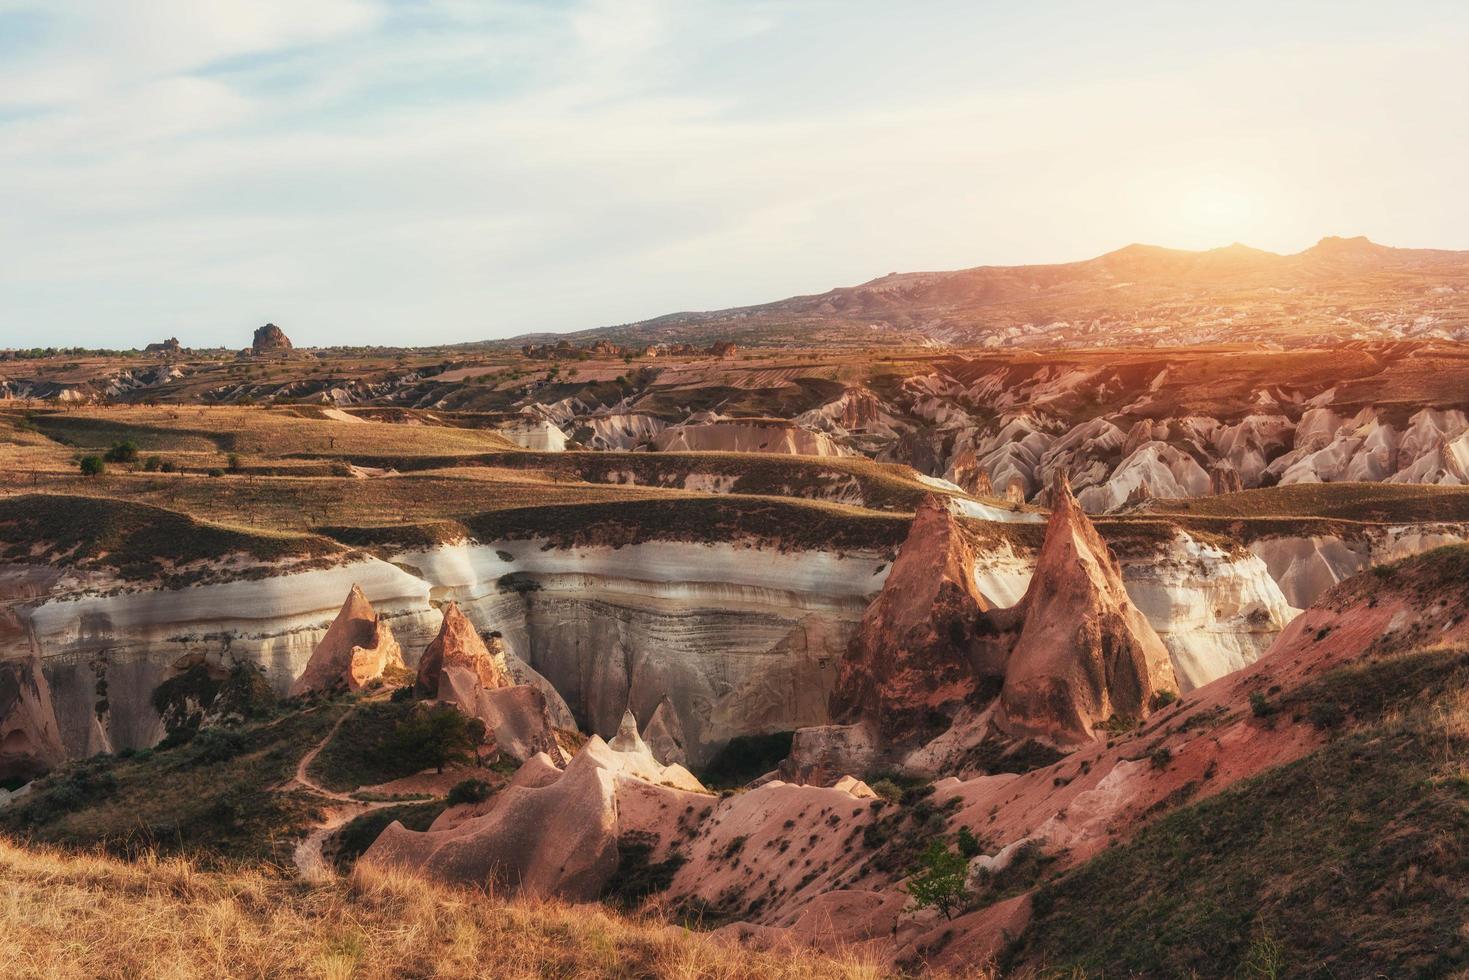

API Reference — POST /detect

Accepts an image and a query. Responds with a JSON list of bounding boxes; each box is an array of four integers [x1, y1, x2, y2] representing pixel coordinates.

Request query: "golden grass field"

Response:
[[0, 839, 909, 980]]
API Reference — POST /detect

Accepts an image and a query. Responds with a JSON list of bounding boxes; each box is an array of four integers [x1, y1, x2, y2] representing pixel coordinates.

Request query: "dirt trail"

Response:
[[287, 709, 395, 880]]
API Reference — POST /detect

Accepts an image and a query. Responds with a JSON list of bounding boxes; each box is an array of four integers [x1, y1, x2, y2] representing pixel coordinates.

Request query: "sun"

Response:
[[1177, 180, 1262, 240]]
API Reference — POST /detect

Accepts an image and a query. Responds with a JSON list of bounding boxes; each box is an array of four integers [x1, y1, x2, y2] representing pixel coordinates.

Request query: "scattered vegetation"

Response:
[[1012, 647, 1469, 978], [309, 701, 484, 791], [0, 703, 347, 865]]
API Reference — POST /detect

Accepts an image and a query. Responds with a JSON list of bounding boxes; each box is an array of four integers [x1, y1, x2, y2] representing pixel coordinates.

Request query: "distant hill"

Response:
[[497, 236, 1469, 349]]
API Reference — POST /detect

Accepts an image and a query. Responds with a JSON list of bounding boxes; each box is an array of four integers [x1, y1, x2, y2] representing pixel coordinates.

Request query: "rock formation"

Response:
[[433, 664, 565, 764], [363, 733, 706, 899], [289, 585, 404, 696], [0, 656, 67, 784], [251, 323, 292, 352], [1209, 461, 1244, 495], [994, 472, 1178, 740], [415, 601, 510, 698], [640, 696, 687, 766], [830, 496, 997, 741]]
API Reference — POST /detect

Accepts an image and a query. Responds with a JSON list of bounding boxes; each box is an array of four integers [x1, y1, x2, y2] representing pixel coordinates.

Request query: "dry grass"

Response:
[[23, 405, 522, 456], [0, 839, 893, 980]]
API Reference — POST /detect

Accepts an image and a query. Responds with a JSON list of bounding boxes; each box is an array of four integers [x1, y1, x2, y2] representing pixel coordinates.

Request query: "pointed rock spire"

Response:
[[289, 585, 405, 696], [831, 494, 996, 740], [415, 601, 510, 698], [608, 706, 649, 754], [640, 696, 687, 766], [997, 468, 1178, 741]]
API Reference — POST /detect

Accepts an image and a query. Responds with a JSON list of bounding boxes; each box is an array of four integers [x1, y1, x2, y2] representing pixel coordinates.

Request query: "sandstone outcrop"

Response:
[[830, 496, 996, 741], [0, 656, 67, 784], [640, 696, 687, 766], [433, 664, 565, 765], [995, 473, 1178, 740], [363, 732, 706, 898], [288, 585, 404, 696], [415, 601, 510, 697], [251, 323, 292, 352]]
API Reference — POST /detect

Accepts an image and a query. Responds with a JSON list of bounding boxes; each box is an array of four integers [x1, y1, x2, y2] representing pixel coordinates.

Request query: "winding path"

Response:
[[287, 709, 396, 880]]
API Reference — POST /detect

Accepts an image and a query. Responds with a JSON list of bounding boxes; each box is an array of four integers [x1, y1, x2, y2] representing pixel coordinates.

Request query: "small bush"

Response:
[[956, 825, 983, 859], [143, 455, 163, 472], [104, 441, 139, 464], [1250, 692, 1277, 718], [1150, 690, 1180, 711], [79, 456, 106, 477], [870, 778, 903, 804], [447, 778, 494, 806]]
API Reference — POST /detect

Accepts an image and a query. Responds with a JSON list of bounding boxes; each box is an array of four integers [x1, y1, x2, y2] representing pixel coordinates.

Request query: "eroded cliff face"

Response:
[[0, 656, 67, 784], [3, 506, 1440, 773], [396, 538, 888, 767], [6, 558, 432, 755], [4, 535, 889, 768], [1249, 524, 1469, 608]]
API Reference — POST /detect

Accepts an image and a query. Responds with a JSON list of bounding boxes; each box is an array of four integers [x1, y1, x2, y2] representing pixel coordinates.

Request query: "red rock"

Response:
[[996, 471, 1177, 741], [288, 585, 404, 696], [830, 496, 997, 741], [415, 601, 509, 698]]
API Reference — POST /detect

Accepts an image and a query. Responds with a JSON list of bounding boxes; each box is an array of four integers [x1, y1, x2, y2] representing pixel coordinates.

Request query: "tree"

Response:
[[906, 838, 970, 920], [392, 705, 485, 774], [104, 440, 139, 463], [79, 455, 106, 477]]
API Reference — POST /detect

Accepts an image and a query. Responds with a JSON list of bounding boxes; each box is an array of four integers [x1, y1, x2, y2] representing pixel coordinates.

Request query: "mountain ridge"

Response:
[[495, 236, 1469, 350]]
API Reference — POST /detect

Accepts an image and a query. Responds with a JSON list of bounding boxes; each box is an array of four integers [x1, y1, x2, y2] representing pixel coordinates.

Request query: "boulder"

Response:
[[289, 585, 404, 696], [0, 656, 66, 784]]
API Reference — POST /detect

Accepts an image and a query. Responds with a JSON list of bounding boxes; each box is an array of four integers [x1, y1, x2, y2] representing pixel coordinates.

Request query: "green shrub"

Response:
[[1250, 692, 1277, 718], [79, 455, 105, 477], [906, 838, 970, 920], [447, 778, 494, 806], [104, 440, 139, 463], [956, 825, 983, 859], [391, 705, 485, 774], [1150, 690, 1180, 711], [870, 778, 903, 804]]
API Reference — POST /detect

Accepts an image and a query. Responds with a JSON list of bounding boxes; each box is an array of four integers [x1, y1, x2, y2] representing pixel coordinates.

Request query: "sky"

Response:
[[1, 1, 1467, 349]]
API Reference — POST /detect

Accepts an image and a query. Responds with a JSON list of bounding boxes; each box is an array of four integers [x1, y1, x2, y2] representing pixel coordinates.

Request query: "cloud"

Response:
[[0, 1, 1466, 347]]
